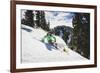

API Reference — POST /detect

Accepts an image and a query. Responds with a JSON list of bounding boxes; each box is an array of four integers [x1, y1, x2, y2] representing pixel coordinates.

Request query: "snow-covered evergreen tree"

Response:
[[72, 13, 90, 59]]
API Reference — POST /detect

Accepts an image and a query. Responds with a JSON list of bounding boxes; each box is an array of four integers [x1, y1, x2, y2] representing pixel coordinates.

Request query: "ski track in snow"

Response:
[[21, 24, 87, 63]]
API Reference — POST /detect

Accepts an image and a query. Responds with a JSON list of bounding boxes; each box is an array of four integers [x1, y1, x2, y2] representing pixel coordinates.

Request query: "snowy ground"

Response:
[[21, 24, 87, 63]]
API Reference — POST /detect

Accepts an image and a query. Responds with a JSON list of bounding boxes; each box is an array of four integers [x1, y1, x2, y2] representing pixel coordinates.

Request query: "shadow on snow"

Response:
[[45, 43, 57, 51], [22, 27, 32, 32]]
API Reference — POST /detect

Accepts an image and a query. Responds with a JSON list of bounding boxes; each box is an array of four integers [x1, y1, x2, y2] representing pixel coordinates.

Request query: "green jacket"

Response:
[[42, 35, 56, 43]]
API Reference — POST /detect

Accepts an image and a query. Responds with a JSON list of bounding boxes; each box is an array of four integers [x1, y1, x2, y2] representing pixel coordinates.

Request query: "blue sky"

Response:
[[45, 11, 74, 28]]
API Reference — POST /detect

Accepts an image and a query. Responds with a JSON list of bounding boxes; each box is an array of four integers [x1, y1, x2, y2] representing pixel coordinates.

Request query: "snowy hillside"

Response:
[[21, 24, 87, 63]]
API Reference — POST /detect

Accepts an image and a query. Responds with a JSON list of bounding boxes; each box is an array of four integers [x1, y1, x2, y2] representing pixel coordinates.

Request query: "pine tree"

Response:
[[72, 13, 90, 59], [35, 11, 41, 28], [35, 10, 50, 31], [40, 11, 47, 30], [24, 10, 34, 27]]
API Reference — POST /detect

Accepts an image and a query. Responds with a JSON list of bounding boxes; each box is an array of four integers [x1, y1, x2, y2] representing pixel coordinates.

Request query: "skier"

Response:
[[42, 31, 58, 49], [42, 31, 68, 53]]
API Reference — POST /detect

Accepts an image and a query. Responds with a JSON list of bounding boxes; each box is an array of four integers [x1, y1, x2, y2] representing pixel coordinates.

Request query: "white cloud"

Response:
[[45, 11, 73, 28]]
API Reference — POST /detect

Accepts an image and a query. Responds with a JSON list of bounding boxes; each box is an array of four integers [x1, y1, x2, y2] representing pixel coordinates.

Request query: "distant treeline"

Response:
[[21, 10, 50, 31]]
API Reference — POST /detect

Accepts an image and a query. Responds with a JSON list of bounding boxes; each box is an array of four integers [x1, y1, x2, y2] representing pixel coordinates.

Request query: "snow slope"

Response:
[[21, 24, 87, 63]]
